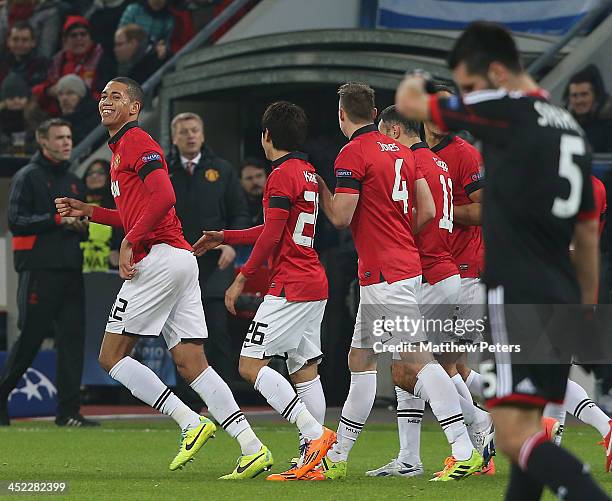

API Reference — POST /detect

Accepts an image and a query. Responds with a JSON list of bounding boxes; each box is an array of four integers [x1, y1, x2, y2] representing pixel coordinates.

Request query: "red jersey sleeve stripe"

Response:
[[335, 187, 360, 195]]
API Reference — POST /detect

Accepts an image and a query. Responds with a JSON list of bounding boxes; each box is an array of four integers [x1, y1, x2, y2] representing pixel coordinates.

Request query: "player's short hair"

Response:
[[11, 21, 36, 39], [36, 118, 71, 142], [338, 82, 375, 123], [171, 112, 204, 137], [117, 23, 148, 46], [109, 77, 144, 107], [448, 22, 522, 75], [261, 101, 308, 152], [378, 105, 420, 136]]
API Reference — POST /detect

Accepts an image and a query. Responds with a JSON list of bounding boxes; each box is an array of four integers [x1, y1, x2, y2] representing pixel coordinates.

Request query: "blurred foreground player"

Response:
[[312, 83, 482, 482], [55, 77, 271, 478], [194, 101, 335, 481], [396, 22, 608, 500]]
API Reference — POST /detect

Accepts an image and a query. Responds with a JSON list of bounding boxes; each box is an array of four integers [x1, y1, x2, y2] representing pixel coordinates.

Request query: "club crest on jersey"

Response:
[[336, 169, 353, 177], [377, 142, 400, 152], [204, 168, 220, 182], [141, 152, 161, 163], [112, 154, 121, 169]]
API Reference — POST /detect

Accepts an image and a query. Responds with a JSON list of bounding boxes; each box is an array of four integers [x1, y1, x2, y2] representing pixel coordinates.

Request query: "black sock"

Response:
[[527, 441, 610, 501], [505, 463, 544, 501]]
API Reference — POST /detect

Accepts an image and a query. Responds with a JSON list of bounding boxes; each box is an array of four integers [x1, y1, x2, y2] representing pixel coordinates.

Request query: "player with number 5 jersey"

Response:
[[193, 101, 334, 482]]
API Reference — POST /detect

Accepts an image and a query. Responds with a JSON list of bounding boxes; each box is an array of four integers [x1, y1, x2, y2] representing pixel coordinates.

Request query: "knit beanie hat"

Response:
[[0, 73, 30, 100], [56, 74, 87, 99]]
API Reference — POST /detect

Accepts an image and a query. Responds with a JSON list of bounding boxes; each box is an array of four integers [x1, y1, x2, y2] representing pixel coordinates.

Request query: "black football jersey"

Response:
[[432, 89, 594, 303]]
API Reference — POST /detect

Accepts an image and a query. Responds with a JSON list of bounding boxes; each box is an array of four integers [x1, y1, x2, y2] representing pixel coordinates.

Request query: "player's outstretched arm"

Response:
[[224, 209, 289, 315], [572, 218, 599, 304], [55, 197, 94, 218], [316, 175, 358, 229], [413, 178, 435, 233]]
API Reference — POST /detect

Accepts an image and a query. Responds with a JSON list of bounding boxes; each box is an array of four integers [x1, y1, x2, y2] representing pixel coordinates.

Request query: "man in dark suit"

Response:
[[169, 112, 250, 384]]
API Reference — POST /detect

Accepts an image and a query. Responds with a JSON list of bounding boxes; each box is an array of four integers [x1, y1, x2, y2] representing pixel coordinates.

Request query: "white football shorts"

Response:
[[351, 276, 426, 350], [241, 295, 326, 375], [105, 243, 208, 350]]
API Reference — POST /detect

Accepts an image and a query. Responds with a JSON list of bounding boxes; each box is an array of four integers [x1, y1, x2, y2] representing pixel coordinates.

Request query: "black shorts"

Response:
[[483, 285, 573, 408]]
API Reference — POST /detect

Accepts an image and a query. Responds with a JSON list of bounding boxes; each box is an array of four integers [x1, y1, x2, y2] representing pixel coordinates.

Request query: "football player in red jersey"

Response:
[[311, 83, 482, 482], [363, 106, 493, 479], [424, 86, 488, 405], [193, 101, 335, 481], [55, 78, 272, 479]]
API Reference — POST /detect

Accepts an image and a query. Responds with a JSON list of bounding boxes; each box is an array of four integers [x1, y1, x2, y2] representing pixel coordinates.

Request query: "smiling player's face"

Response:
[[99, 81, 138, 130]]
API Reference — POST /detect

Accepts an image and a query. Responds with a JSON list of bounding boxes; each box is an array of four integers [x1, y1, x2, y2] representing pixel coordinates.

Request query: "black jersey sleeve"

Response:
[[430, 90, 516, 144]]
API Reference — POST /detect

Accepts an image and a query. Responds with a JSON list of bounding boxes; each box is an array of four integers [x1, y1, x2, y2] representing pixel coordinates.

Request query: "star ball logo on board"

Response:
[[8, 368, 57, 402]]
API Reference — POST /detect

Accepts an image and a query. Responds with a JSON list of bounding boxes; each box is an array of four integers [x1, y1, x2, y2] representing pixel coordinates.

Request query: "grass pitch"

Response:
[[1, 419, 610, 500]]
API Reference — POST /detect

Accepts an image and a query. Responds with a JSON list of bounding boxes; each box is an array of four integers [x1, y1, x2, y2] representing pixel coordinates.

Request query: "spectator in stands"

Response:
[[565, 64, 612, 153], [168, 112, 249, 384], [81, 159, 121, 272], [119, 0, 175, 45], [56, 74, 100, 145], [0, 118, 98, 428], [0, 73, 46, 156], [239, 157, 267, 226], [32, 15, 113, 116], [0, 21, 47, 88], [0, 1, 63, 59], [85, 0, 128, 57], [114, 23, 170, 83]]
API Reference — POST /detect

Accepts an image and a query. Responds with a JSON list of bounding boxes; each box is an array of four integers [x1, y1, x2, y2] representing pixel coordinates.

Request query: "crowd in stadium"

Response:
[[0, 0, 237, 156]]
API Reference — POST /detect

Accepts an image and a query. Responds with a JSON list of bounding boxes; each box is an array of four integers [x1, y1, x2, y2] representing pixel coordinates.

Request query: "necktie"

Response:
[[186, 161, 195, 175]]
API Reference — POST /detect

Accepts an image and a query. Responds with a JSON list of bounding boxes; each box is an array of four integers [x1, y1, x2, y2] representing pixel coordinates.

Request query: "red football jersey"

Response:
[[108, 122, 191, 262], [262, 152, 328, 301], [592, 175, 607, 237], [411, 142, 459, 284], [334, 124, 422, 286], [431, 135, 483, 278]]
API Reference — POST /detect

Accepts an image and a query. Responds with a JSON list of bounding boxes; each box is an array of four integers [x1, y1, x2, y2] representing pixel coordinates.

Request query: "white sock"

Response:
[[452, 373, 477, 425], [564, 379, 611, 437], [395, 386, 424, 465], [543, 402, 567, 446], [415, 363, 473, 461], [295, 375, 326, 425], [109, 356, 200, 430], [465, 370, 484, 399], [190, 367, 262, 455], [327, 371, 377, 462], [254, 366, 322, 440]]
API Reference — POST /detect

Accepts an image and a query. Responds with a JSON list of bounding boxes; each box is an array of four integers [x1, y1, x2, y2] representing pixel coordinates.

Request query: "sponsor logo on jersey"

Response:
[[303, 171, 317, 183], [377, 141, 400, 152], [112, 154, 121, 169], [204, 168, 220, 182], [336, 169, 353, 177], [141, 152, 161, 163], [111, 180, 120, 197]]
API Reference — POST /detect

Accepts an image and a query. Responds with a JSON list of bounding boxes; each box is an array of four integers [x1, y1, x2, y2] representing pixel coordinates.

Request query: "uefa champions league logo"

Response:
[[8, 368, 57, 402]]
